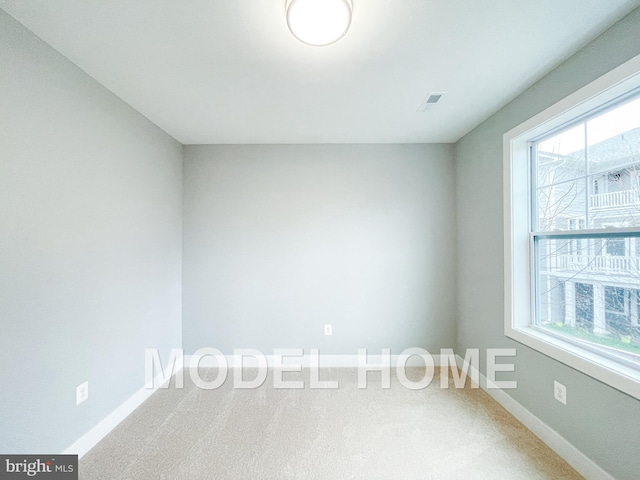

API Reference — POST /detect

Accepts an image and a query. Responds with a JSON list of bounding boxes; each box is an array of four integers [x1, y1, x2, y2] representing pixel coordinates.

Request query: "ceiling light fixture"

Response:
[[286, 0, 352, 47]]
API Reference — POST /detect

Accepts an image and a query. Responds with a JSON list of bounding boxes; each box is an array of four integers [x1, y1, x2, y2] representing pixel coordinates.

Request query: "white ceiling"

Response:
[[1, 0, 639, 144]]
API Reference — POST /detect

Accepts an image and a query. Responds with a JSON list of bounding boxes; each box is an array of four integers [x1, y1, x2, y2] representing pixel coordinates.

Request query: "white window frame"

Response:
[[504, 53, 640, 400]]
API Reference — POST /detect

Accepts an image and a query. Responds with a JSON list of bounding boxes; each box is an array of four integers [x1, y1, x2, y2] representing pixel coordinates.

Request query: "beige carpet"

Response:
[[80, 368, 582, 479]]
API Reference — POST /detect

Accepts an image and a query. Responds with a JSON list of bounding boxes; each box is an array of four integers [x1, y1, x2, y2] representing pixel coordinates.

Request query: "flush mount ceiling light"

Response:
[[286, 0, 352, 47]]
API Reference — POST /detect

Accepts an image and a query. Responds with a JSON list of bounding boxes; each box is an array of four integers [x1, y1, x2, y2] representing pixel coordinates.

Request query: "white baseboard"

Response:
[[455, 355, 614, 480], [186, 353, 445, 368], [63, 356, 183, 458]]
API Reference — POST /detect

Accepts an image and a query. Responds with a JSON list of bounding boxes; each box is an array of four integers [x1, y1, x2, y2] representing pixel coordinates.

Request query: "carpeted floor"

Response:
[[80, 368, 582, 479]]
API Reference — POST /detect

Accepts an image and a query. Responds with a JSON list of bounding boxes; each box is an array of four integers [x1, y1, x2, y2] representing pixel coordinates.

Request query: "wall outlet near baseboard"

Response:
[[554, 380, 566, 405], [76, 381, 89, 405], [324, 324, 332, 336]]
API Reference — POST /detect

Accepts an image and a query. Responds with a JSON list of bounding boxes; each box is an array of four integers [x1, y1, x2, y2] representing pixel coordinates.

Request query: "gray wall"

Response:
[[0, 11, 183, 453], [183, 144, 456, 355], [455, 8, 640, 480]]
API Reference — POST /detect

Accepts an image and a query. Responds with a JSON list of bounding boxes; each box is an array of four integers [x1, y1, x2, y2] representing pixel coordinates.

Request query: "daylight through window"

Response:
[[531, 94, 640, 368]]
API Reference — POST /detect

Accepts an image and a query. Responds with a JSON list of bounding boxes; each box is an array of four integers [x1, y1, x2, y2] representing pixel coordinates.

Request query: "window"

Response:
[[604, 286, 630, 336], [504, 53, 640, 400], [606, 237, 626, 256]]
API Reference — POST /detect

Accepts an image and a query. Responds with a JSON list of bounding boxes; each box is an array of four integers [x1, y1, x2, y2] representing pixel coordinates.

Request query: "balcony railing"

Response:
[[549, 254, 640, 274], [590, 189, 640, 210]]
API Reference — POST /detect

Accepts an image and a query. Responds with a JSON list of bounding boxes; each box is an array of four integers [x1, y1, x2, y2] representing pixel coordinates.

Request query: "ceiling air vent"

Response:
[[417, 92, 445, 112]]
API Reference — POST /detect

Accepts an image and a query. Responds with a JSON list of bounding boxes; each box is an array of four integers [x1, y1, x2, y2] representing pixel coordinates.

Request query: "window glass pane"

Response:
[[537, 180, 586, 232], [537, 124, 586, 187], [587, 96, 640, 175], [534, 94, 640, 231], [589, 166, 640, 228], [536, 236, 640, 364]]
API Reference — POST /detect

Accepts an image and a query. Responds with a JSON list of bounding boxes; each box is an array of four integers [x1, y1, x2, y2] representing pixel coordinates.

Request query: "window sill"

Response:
[[506, 325, 640, 400]]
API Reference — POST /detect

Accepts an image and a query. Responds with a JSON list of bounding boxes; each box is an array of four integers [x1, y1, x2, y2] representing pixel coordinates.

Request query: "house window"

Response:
[[604, 286, 630, 336], [504, 53, 640, 400], [606, 237, 626, 256]]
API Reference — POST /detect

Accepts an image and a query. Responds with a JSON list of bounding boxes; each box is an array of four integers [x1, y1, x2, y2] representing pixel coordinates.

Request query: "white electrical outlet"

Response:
[[554, 380, 566, 405], [324, 324, 332, 336], [76, 381, 89, 405]]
